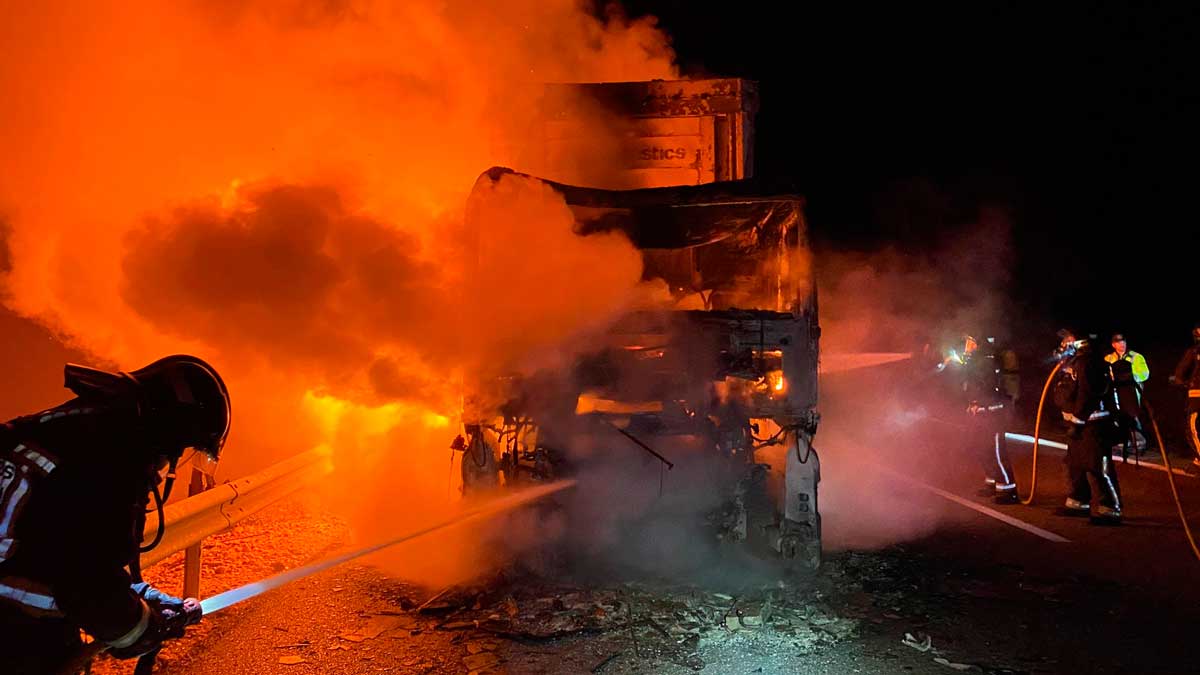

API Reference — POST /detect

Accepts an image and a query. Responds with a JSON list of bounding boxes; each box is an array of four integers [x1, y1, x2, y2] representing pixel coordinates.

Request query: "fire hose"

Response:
[[1024, 364, 1200, 562], [1018, 360, 1063, 506], [60, 479, 576, 675], [1142, 398, 1200, 561]]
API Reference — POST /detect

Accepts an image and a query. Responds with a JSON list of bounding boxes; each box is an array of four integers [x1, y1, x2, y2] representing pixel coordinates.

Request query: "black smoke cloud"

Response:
[[121, 182, 456, 403], [119, 173, 646, 411]]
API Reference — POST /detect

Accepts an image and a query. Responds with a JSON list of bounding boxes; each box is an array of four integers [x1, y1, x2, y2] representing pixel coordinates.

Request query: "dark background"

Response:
[[625, 1, 1196, 343]]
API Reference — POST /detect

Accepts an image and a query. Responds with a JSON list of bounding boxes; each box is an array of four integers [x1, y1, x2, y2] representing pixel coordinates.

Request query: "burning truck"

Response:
[[452, 80, 822, 569]]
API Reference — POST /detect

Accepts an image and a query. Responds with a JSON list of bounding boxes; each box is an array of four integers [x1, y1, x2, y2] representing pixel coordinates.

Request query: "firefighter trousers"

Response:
[[969, 408, 1016, 491], [1066, 420, 1122, 510]]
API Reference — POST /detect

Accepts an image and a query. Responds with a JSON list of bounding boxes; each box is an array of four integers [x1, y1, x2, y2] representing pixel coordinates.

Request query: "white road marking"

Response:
[[868, 462, 1072, 543]]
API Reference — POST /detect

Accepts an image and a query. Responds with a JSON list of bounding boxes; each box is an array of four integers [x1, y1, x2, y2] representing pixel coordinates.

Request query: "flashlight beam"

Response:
[[199, 479, 576, 616]]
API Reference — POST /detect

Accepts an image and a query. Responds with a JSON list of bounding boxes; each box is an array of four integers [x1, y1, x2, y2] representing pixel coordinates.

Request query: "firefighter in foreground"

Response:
[[1053, 331, 1123, 522], [0, 355, 230, 674], [1169, 323, 1200, 466], [951, 334, 1019, 503]]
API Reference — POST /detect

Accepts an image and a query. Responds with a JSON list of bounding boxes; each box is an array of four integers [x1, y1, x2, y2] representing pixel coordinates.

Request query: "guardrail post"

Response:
[[183, 466, 206, 599]]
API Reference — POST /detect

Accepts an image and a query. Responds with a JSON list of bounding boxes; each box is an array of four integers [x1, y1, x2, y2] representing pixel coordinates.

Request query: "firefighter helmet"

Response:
[[64, 355, 230, 459]]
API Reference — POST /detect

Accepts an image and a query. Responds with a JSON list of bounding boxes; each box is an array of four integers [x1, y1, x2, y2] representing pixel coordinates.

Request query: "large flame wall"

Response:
[[1, 0, 676, 585]]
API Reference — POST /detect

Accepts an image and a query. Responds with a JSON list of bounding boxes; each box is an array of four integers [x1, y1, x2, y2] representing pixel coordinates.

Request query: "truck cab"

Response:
[[455, 79, 822, 568]]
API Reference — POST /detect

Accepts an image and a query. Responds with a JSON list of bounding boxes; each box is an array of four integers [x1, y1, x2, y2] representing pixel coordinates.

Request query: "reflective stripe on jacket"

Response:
[[0, 576, 64, 617]]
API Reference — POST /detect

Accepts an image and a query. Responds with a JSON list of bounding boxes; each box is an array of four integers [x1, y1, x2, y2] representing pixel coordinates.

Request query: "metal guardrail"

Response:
[[139, 445, 334, 569]]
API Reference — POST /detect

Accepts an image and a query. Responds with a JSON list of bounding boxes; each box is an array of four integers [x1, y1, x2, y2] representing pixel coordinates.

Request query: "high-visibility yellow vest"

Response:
[[1105, 351, 1149, 383]]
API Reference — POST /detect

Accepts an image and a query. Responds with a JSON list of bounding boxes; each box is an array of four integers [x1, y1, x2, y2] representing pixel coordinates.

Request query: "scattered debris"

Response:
[[406, 575, 860, 671], [934, 657, 973, 670], [362, 614, 417, 638], [738, 595, 773, 627], [625, 592, 642, 657], [417, 585, 456, 613], [500, 595, 520, 618], [591, 651, 622, 673], [903, 632, 933, 652], [464, 639, 501, 654], [462, 652, 501, 671]]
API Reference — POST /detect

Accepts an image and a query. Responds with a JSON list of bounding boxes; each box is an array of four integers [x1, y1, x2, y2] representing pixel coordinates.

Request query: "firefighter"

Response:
[[997, 339, 1021, 406], [1104, 332, 1149, 454], [1053, 328, 1083, 361], [957, 334, 1019, 503], [0, 355, 230, 674], [1168, 323, 1200, 466], [1054, 333, 1123, 522]]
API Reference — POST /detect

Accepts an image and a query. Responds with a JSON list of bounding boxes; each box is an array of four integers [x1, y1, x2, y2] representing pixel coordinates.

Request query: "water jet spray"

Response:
[[201, 479, 576, 614], [61, 480, 575, 675]]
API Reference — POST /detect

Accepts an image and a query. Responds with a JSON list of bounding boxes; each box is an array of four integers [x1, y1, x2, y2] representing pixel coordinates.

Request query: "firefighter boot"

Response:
[[993, 483, 1018, 505]]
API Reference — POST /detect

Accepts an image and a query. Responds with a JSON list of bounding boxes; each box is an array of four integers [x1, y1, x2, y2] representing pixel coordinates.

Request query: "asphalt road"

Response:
[[146, 357, 1200, 675], [150, 424, 1200, 675], [857, 424, 1200, 598]]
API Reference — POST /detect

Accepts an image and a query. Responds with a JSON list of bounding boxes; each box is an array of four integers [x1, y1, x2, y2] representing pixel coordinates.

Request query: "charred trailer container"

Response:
[[531, 78, 758, 189], [458, 165, 822, 569]]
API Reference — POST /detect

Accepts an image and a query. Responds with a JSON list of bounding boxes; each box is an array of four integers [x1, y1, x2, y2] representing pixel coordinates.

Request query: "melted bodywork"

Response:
[[457, 167, 822, 568]]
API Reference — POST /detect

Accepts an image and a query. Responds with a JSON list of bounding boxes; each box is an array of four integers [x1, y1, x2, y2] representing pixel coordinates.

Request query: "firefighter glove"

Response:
[[109, 584, 202, 659]]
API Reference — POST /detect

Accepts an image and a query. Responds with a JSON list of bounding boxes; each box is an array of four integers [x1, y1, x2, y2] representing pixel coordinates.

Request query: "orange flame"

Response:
[[0, 1, 678, 586]]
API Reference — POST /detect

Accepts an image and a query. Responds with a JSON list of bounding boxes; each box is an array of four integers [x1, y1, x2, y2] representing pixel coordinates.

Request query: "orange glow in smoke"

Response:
[[575, 392, 665, 415], [304, 391, 451, 439], [0, 1, 678, 586]]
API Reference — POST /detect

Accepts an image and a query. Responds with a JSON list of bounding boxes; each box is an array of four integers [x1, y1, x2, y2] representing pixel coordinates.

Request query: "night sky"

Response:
[[626, 2, 1196, 343]]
